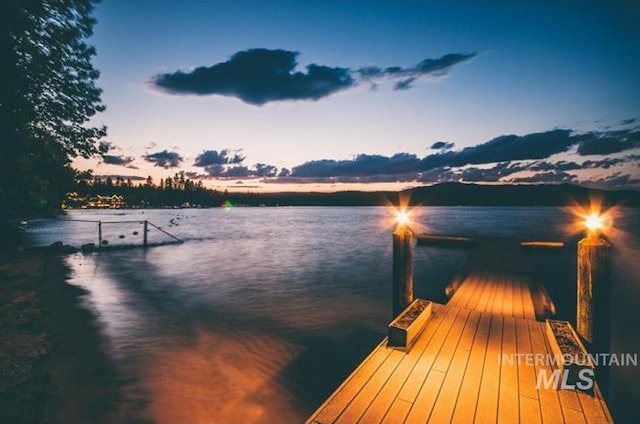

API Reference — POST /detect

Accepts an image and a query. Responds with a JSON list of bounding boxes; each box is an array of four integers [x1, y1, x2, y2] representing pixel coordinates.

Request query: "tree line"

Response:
[[1, 0, 105, 228], [72, 171, 228, 208]]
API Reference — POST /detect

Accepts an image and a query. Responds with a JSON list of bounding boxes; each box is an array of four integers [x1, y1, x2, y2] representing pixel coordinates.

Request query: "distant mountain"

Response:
[[70, 180, 640, 208], [244, 183, 640, 207], [403, 183, 640, 207]]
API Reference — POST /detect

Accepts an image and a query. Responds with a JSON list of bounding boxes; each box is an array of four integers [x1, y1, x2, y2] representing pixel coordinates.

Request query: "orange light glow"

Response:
[[585, 213, 603, 232], [381, 193, 427, 234], [567, 196, 615, 240], [396, 210, 410, 226]]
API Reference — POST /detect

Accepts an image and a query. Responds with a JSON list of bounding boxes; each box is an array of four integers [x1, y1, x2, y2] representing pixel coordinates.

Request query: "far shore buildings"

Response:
[[64, 192, 126, 209]]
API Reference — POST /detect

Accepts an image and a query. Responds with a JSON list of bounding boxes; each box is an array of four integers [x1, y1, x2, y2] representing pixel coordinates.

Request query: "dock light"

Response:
[[585, 213, 603, 232], [395, 210, 410, 226]]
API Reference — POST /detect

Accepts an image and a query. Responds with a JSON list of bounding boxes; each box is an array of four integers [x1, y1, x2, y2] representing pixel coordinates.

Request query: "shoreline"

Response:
[[0, 250, 122, 424]]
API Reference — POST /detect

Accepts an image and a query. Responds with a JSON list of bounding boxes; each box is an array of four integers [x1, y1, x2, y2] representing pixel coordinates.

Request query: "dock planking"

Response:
[[306, 239, 613, 424]]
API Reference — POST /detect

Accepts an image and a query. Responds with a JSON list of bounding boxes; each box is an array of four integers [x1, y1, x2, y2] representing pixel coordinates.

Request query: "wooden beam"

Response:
[[393, 226, 414, 318], [576, 237, 611, 350]]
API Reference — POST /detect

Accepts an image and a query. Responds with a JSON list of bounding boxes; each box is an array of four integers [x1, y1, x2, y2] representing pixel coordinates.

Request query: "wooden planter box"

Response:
[[388, 299, 432, 350], [545, 319, 594, 389]]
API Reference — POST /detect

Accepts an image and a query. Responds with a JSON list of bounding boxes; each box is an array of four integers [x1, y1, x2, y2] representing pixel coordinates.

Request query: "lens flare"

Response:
[[566, 195, 615, 240], [396, 210, 410, 226], [585, 213, 603, 231]]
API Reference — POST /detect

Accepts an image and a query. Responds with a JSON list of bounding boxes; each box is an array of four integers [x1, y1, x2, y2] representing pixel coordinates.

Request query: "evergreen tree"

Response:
[[0, 0, 106, 223]]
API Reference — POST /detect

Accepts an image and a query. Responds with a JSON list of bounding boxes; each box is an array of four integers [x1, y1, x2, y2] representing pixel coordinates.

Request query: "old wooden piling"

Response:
[[577, 236, 611, 352], [392, 226, 414, 318], [98, 220, 102, 246], [143, 220, 148, 248]]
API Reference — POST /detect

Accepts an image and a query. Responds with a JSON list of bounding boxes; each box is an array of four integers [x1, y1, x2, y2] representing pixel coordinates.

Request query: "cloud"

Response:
[[576, 129, 640, 155], [430, 141, 455, 150], [150, 48, 476, 105], [583, 172, 640, 190], [459, 162, 526, 182], [254, 163, 278, 177], [357, 53, 477, 87], [143, 150, 183, 168], [95, 174, 146, 181], [151, 49, 354, 105], [508, 171, 577, 184], [290, 153, 422, 178], [194, 149, 245, 166], [193, 162, 280, 179], [102, 154, 136, 167], [268, 172, 421, 184], [529, 160, 582, 171], [252, 127, 639, 186], [620, 118, 637, 125], [529, 155, 638, 172], [422, 129, 579, 169]]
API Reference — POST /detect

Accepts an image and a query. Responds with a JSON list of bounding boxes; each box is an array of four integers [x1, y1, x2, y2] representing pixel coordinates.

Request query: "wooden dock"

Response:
[[306, 239, 613, 424]]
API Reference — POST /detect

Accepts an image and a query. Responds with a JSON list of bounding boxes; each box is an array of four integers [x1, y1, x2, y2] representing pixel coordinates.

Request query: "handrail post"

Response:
[[143, 220, 148, 248], [393, 226, 414, 318]]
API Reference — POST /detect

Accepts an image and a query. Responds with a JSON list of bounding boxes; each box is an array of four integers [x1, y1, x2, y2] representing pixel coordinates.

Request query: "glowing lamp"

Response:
[[585, 214, 603, 232], [396, 210, 410, 226]]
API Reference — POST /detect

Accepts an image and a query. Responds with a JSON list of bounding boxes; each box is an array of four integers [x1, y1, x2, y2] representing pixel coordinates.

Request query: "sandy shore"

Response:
[[0, 250, 122, 424]]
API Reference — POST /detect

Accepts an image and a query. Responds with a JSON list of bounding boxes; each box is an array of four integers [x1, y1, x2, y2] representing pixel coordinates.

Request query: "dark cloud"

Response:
[[529, 155, 637, 172], [278, 168, 291, 177], [584, 173, 640, 190], [508, 171, 577, 184], [254, 163, 278, 177], [152, 49, 354, 105], [95, 174, 146, 181], [356, 53, 477, 88], [216, 166, 253, 178], [394, 78, 415, 91], [422, 129, 578, 169], [576, 129, 640, 155], [459, 162, 526, 182], [530, 160, 582, 171], [581, 157, 627, 169], [151, 48, 476, 105], [255, 128, 639, 185], [268, 172, 420, 185], [184, 171, 206, 180], [430, 141, 455, 150], [196, 163, 279, 179], [102, 154, 136, 167], [577, 136, 633, 155], [291, 153, 421, 178], [620, 118, 637, 125], [418, 167, 459, 183], [143, 150, 183, 168], [267, 130, 576, 181], [194, 149, 245, 166]]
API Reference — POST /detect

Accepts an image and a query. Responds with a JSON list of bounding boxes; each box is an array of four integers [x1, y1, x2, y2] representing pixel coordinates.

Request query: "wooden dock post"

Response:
[[143, 220, 148, 248], [393, 226, 414, 318], [98, 221, 102, 247], [577, 236, 611, 350]]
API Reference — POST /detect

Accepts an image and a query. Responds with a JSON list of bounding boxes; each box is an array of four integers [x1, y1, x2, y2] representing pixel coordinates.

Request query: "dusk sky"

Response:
[[77, 0, 640, 191]]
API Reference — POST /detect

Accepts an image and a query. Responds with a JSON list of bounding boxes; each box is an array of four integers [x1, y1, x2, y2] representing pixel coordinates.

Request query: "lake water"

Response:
[[26, 207, 640, 423]]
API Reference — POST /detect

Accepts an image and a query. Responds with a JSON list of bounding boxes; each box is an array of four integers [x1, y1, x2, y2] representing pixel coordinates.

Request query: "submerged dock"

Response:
[[306, 238, 613, 424]]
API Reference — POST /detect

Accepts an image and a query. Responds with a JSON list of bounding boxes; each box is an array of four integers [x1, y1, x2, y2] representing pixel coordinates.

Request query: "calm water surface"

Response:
[[27, 207, 640, 423]]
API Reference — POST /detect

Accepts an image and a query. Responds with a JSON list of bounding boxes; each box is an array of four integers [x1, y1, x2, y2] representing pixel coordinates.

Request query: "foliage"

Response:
[[0, 0, 105, 221]]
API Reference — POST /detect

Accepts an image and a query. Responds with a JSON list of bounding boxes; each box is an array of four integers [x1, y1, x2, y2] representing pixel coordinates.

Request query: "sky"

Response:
[[76, 0, 640, 192]]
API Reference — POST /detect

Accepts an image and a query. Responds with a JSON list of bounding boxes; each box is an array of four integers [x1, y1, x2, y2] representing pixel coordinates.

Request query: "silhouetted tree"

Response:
[[0, 0, 105, 224]]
